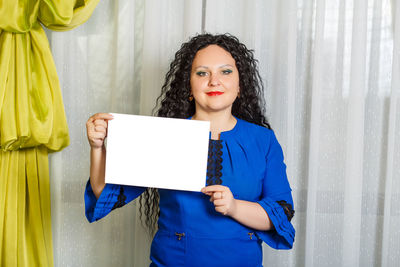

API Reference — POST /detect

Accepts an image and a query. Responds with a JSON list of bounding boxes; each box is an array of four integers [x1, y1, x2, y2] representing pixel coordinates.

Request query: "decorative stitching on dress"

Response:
[[111, 186, 127, 210], [206, 140, 223, 185], [276, 200, 295, 222]]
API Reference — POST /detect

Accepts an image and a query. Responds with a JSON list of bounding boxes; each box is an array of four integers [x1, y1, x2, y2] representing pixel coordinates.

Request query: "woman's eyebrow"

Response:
[[193, 65, 209, 70], [193, 64, 234, 70], [218, 64, 234, 68]]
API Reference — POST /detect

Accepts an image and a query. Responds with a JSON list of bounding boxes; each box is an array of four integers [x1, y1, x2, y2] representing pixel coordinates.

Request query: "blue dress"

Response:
[[84, 118, 295, 267]]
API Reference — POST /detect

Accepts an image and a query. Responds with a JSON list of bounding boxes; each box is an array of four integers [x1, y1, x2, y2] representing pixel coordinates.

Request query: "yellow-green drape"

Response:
[[0, 1, 99, 266]]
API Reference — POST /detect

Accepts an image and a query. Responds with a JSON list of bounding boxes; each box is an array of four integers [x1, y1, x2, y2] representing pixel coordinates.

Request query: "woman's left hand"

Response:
[[201, 185, 237, 216]]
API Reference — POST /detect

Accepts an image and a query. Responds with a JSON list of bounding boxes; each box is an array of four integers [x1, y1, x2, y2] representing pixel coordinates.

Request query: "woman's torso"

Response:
[[151, 118, 270, 267]]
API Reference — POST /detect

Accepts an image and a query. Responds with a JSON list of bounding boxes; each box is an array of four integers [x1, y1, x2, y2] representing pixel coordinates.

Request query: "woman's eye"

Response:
[[196, 71, 207, 77], [222, 69, 233, 75]]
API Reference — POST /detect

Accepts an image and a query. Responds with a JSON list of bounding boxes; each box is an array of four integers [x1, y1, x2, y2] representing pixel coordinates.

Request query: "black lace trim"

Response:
[[206, 140, 223, 186], [111, 186, 127, 210], [276, 200, 295, 222]]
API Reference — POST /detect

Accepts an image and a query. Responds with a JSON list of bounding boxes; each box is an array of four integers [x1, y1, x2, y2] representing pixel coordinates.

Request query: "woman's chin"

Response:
[[204, 104, 233, 113], [194, 99, 235, 114]]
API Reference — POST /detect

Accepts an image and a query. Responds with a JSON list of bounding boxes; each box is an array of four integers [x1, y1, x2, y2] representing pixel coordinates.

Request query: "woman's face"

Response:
[[190, 45, 240, 115]]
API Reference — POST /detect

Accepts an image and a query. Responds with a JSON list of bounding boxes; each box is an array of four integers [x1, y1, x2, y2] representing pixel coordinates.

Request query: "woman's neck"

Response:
[[192, 110, 237, 140]]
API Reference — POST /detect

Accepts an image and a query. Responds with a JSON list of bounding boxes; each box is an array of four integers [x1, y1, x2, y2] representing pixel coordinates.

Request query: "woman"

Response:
[[85, 34, 295, 267]]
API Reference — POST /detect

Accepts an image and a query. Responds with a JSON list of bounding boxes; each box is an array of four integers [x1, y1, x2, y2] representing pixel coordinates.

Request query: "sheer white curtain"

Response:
[[48, 1, 140, 266], [48, 0, 400, 266]]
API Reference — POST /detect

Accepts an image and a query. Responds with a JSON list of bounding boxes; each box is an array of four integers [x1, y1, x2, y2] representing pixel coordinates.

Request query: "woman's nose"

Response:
[[208, 73, 220, 86]]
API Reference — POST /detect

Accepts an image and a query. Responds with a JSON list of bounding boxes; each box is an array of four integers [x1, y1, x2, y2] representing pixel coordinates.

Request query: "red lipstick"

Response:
[[206, 91, 224, 96]]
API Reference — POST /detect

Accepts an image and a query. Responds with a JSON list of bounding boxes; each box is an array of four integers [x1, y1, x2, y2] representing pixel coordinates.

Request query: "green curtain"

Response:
[[0, 0, 99, 266]]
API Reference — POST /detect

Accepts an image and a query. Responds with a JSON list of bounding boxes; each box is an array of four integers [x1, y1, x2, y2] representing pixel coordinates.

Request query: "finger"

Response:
[[94, 119, 108, 128], [202, 185, 227, 193], [90, 132, 106, 140], [91, 113, 114, 121], [215, 206, 227, 215], [213, 199, 226, 206], [201, 192, 213, 196], [94, 125, 107, 133], [209, 195, 218, 202], [213, 192, 222, 199], [86, 119, 96, 130]]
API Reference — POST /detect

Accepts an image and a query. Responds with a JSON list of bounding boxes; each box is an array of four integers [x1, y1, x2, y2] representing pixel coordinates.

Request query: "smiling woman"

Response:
[[84, 33, 295, 267], [190, 45, 240, 118]]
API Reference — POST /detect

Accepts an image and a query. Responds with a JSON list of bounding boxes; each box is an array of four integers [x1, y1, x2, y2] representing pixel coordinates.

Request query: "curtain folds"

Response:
[[0, 0, 99, 266], [0, 146, 51, 266], [0, 22, 69, 151], [39, 0, 100, 31]]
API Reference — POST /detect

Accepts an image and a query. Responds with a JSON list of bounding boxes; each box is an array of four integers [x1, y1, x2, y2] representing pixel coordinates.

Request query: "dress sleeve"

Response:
[[84, 180, 146, 223], [255, 131, 295, 249]]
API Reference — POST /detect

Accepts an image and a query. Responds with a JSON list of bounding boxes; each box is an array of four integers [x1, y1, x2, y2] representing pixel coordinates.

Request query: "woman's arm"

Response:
[[202, 185, 273, 231], [230, 199, 273, 230], [90, 146, 106, 198], [86, 113, 114, 198]]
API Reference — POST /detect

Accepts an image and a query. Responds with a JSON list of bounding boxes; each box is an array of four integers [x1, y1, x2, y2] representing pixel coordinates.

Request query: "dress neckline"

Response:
[[188, 116, 240, 141]]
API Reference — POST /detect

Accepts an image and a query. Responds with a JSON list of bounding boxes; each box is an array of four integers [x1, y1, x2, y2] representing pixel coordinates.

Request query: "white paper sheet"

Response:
[[105, 113, 210, 192]]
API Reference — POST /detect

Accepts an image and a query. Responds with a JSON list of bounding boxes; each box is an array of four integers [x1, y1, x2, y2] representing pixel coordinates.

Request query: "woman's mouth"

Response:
[[206, 91, 224, 96]]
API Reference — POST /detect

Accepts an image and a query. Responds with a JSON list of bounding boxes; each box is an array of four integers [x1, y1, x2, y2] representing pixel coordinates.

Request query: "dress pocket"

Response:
[[150, 230, 186, 267]]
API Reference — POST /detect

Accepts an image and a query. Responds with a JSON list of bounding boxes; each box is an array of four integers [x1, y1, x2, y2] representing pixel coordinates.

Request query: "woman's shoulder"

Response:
[[235, 118, 279, 150], [236, 118, 274, 137], [236, 119, 285, 160]]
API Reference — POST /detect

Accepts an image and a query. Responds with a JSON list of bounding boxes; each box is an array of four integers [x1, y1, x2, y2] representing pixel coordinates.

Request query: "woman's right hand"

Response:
[[86, 113, 114, 149]]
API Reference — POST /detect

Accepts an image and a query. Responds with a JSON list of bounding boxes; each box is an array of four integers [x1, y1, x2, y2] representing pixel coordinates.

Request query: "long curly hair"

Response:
[[138, 33, 271, 234]]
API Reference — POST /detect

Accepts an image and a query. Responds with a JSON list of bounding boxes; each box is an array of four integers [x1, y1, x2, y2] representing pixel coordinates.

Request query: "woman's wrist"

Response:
[[91, 145, 105, 152], [227, 199, 238, 217]]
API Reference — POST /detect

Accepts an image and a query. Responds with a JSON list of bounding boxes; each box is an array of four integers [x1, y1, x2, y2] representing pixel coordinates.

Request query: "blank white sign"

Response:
[[105, 113, 210, 192]]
